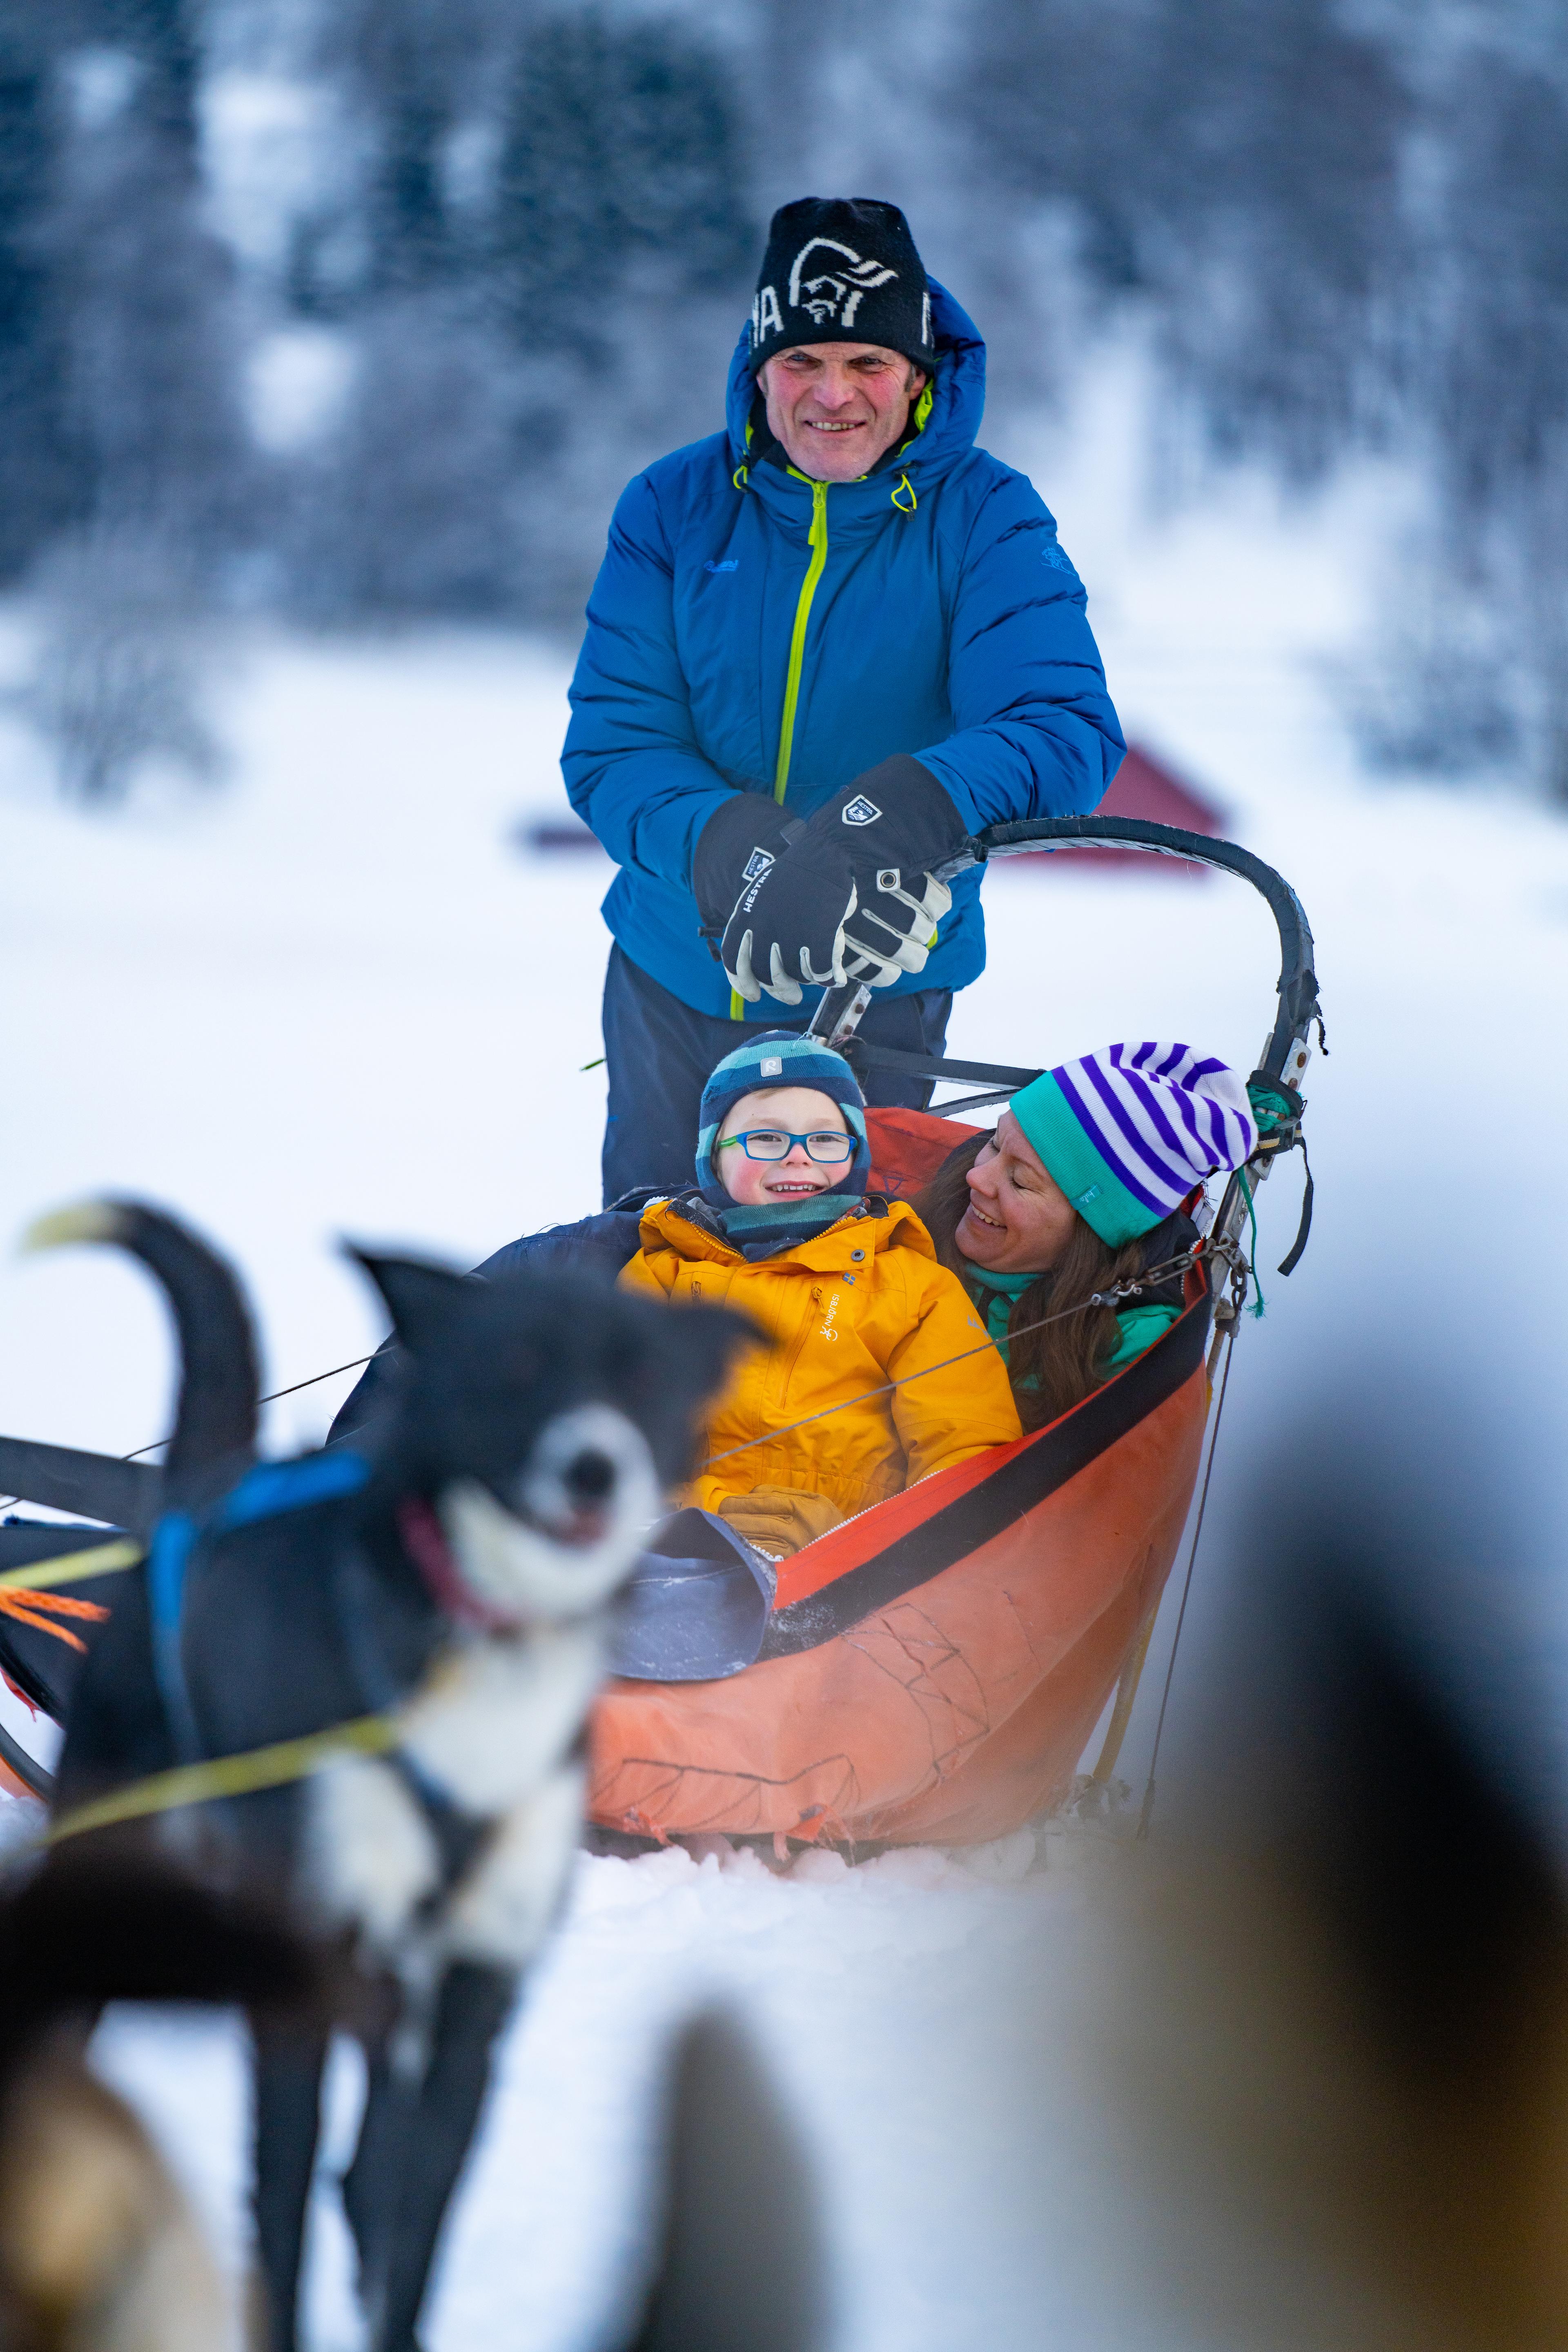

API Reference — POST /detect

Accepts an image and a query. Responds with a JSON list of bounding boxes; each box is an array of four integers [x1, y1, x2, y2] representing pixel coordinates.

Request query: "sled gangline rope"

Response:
[[42, 1708, 404, 1847], [698, 1243, 1208, 1472], [121, 1353, 377, 1463], [0, 1355, 379, 1517]]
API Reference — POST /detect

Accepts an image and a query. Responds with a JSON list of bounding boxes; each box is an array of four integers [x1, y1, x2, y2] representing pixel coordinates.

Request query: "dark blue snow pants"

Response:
[[600, 945, 953, 1206]]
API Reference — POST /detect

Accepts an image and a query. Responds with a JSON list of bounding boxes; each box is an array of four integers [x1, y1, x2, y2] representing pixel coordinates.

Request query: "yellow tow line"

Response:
[[45, 1711, 401, 1847], [0, 1538, 143, 1592], [0, 1537, 403, 1848]]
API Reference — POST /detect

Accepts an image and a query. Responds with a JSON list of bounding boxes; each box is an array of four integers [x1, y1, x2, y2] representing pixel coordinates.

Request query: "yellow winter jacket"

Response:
[[619, 1194, 1023, 1523]]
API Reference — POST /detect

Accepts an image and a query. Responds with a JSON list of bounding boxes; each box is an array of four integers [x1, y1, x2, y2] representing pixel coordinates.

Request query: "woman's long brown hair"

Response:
[[911, 1134, 1149, 1432]]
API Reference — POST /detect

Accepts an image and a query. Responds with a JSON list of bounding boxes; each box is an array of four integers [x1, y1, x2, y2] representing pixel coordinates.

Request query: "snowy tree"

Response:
[[287, 2, 754, 624], [952, 0, 1568, 800], [0, 15, 78, 579], [47, 1, 249, 550], [15, 525, 226, 803], [492, 7, 752, 356], [960, 0, 1408, 480]]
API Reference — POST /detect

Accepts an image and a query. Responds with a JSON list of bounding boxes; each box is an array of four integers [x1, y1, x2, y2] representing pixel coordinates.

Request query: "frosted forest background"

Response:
[[2, 0, 1568, 806]]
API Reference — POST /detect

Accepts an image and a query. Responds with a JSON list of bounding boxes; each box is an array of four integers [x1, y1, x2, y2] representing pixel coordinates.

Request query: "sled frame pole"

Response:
[[807, 816, 1321, 1095]]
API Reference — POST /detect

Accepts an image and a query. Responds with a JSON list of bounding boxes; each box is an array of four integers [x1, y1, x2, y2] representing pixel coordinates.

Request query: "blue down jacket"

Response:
[[562, 281, 1125, 1022]]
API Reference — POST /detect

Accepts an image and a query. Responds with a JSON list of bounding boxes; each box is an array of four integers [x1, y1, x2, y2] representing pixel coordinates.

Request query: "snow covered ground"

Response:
[[4, 335, 1568, 2345]]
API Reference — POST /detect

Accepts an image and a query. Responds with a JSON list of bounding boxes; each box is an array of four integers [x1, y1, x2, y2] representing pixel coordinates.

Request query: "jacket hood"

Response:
[[725, 277, 986, 482]]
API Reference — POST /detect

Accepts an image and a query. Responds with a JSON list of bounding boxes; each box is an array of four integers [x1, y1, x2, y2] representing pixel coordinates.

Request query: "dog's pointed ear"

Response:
[[345, 1246, 472, 1354]]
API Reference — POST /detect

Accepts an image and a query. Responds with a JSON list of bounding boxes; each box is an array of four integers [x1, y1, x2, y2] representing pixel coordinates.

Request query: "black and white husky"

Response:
[[40, 1200, 746, 2352]]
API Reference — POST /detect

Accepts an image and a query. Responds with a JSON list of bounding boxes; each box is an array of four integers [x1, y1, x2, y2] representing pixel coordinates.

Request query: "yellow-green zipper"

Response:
[[731, 473, 829, 1019], [774, 476, 829, 804]]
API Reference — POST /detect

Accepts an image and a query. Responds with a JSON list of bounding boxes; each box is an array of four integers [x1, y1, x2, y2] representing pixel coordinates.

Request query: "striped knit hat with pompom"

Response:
[[1009, 1043, 1258, 1246]]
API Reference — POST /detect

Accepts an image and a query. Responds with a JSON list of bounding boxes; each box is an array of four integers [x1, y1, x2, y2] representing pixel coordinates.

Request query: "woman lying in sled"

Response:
[[913, 1043, 1259, 1432], [616, 1035, 1259, 1551]]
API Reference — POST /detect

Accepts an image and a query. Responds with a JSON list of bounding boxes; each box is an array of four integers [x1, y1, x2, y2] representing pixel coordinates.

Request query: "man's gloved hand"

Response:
[[694, 758, 971, 1007], [723, 835, 860, 1004], [838, 869, 953, 988], [695, 791, 856, 1006], [808, 756, 968, 989]]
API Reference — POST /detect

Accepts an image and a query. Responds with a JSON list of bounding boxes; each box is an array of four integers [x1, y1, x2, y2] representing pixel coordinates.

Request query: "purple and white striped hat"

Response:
[[1009, 1043, 1258, 1245]]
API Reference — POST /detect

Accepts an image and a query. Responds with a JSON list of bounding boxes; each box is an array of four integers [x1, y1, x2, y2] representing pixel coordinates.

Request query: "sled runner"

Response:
[[0, 815, 1319, 1847]]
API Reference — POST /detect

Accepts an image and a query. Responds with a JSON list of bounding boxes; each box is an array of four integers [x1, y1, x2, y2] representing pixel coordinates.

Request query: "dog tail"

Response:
[[24, 1199, 259, 1504]]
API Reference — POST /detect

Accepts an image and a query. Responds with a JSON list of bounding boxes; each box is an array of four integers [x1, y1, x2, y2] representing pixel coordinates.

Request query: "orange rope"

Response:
[[0, 1587, 109, 1655]]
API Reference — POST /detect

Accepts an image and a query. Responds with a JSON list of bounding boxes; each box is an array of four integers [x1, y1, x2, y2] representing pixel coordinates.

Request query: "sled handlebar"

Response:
[[808, 817, 1320, 1102], [947, 817, 1320, 1086]]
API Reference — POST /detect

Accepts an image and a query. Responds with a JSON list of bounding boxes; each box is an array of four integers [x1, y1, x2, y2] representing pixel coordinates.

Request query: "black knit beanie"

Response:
[[748, 198, 938, 377]]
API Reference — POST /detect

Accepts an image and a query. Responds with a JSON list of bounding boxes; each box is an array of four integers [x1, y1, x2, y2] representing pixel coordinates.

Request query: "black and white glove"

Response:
[[693, 761, 970, 1007], [806, 757, 968, 989]]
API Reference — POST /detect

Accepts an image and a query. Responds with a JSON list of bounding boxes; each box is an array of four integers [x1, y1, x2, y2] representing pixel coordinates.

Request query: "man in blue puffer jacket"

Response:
[[564, 197, 1125, 1205]]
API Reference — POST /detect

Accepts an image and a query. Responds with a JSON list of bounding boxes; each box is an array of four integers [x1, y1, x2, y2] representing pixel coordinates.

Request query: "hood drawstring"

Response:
[[734, 463, 913, 506]]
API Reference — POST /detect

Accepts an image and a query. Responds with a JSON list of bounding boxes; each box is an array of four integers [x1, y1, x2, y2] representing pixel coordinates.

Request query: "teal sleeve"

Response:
[[1102, 1303, 1180, 1374]]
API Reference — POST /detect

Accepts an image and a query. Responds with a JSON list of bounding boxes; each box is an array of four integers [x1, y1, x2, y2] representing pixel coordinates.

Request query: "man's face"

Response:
[[759, 343, 927, 482]]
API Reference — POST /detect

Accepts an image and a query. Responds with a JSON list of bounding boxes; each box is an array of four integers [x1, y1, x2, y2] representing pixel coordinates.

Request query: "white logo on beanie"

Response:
[[787, 238, 897, 329], [751, 285, 784, 343], [760, 1056, 784, 1077]]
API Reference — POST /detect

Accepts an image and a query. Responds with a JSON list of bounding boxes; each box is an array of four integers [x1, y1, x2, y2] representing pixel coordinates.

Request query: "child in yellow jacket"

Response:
[[619, 1031, 1021, 1555]]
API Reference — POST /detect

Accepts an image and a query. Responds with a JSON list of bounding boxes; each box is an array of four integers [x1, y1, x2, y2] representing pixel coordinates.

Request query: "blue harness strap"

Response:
[[147, 1512, 202, 1764], [147, 1451, 370, 1764], [214, 1449, 371, 1532]]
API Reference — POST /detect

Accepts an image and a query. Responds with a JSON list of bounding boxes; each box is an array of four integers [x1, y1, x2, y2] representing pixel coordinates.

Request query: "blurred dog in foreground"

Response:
[[29, 1200, 746, 2352], [0, 1854, 314, 2352], [1093, 1392, 1568, 2351], [628, 2006, 828, 2352]]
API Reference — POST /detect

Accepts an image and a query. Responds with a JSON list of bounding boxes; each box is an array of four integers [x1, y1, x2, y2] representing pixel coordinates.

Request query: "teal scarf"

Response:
[[711, 1192, 855, 1261], [958, 1256, 1038, 1358], [957, 1254, 1178, 1383]]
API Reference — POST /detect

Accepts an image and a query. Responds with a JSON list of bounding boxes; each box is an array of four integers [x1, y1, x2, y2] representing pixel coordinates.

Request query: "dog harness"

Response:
[[147, 1450, 373, 1764], [143, 1452, 504, 1911]]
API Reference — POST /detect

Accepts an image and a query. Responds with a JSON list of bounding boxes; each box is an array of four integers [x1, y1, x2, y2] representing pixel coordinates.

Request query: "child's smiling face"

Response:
[[714, 1086, 852, 1209]]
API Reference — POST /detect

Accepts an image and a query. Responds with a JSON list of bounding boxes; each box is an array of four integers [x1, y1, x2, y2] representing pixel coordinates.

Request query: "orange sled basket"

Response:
[[588, 814, 1323, 1851]]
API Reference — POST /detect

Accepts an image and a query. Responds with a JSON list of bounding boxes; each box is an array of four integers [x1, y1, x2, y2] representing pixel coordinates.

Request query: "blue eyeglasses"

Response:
[[717, 1129, 855, 1164]]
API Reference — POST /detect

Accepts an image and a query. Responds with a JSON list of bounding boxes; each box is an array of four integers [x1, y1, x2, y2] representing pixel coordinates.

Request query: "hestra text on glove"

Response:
[[717, 823, 861, 1004]]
